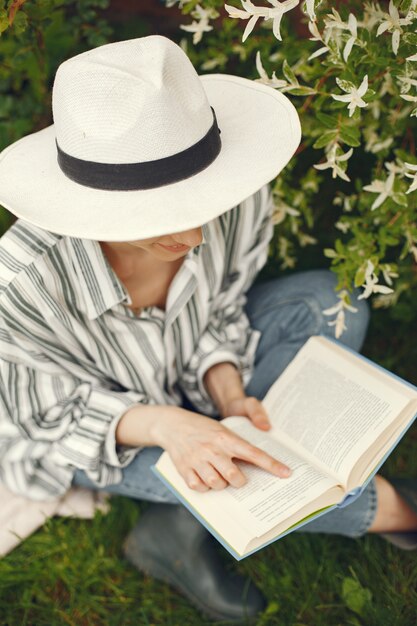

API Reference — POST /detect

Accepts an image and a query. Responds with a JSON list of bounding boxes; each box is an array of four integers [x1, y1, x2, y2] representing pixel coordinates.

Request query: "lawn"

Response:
[[1, 304, 416, 626]]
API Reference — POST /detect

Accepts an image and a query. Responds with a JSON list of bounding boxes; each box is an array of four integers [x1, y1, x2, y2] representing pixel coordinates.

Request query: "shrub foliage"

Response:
[[170, 0, 417, 333]]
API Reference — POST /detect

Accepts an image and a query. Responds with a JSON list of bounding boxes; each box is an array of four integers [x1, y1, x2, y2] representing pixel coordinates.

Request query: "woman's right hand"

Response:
[[153, 407, 291, 493]]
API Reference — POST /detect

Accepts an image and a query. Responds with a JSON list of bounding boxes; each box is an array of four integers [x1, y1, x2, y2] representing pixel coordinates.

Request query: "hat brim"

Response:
[[0, 74, 301, 241]]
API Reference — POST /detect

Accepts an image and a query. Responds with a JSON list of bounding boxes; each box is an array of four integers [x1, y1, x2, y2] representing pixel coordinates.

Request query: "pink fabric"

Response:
[[0, 484, 109, 556]]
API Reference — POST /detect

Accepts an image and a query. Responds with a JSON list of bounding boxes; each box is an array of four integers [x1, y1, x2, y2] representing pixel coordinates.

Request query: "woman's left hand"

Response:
[[222, 396, 271, 431]]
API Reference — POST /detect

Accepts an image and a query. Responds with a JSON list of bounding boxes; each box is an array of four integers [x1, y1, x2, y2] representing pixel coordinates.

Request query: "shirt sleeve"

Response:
[[177, 184, 274, 415], [0, 351, 150, 501]]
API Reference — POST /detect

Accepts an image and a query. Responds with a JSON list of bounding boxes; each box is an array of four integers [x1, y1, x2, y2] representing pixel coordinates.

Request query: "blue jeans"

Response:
[[73, 270, 377, 538]]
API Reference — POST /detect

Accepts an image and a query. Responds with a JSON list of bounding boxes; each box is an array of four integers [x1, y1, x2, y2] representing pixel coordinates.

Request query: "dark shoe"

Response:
[[123, 503, 266, 622], [379, 478, 417, 551]]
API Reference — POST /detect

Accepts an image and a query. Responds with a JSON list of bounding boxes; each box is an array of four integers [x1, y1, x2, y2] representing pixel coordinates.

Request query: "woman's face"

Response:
[[105, 226, 204, 262]]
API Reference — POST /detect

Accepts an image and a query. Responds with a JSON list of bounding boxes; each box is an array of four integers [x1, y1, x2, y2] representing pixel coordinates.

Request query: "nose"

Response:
[[172, 227, 203, 248]]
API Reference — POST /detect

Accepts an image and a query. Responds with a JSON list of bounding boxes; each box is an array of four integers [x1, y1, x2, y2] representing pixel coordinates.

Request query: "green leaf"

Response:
[[287, 86, 316, 96], [11, 10, 28, 35], [395, 149, 417, 165], [0, 8, 8, 33], [316, 111, 338, 129], [324, 248, 337, 258], [384, 235, 400, 245], [313, 129, 338, 149], [392, 192, 408, 207], [400, 0, 413, 12], [264, 601, 280, 615], [336, 77, 354, 93], [282, 59, 298, 85], [0, 94, 12, 118], [340, 126, 361, 147], [402, 32, 417, 45], [342, 577, 372, 616], [335, 239, 345, 254], [354, 266, 366, 288]]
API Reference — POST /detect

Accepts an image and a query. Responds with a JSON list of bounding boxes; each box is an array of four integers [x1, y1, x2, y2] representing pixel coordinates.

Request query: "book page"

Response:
[[218, 418, 341, 536], [155, 416, 342, 545], [262, 337, 411, 485]]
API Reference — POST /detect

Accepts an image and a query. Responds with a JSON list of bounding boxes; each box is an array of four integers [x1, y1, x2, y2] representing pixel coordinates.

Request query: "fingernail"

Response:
[[281, 467, 291, 478]]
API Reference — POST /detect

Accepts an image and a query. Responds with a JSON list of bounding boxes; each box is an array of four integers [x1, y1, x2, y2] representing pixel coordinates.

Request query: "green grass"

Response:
[[1, 474, 416, 626], [1, 308, 417, 626]]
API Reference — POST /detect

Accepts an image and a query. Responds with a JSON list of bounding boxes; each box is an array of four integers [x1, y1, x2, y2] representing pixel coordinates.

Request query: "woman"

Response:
[[0, 36, 416, 623]]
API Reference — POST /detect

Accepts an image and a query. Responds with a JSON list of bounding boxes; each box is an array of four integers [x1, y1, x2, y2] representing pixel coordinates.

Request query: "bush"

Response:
[[0, 0, 113, 232], [169, 0, 417, 335]]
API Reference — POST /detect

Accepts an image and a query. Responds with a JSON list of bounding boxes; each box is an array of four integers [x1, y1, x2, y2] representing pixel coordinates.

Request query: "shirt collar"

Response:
[[66, 237, 129, 320], [201, 222, 211, 246], [66, 224, 211, 321]]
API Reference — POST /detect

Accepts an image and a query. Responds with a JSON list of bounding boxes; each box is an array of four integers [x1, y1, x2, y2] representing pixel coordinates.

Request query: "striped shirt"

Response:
[[0, 185, 273, 500]]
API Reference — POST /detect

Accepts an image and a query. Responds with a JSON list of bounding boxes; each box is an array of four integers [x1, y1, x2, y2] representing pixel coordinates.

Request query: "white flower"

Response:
[[323, 290, 358, 339], [180, 5, 217, 44], [385, 159, 408, 176], [255, 51, 288, 88], [380, 72, 395, 97], [304, 0, 316, 21], [404, 162, 417, 193], [381, 264, 399, 286], [320, 10, 361, 61], [363, 171, 395, 209], [332, 75, 369, 117], [333, 193, 355, 212], [358, 260, 394, 300], [376, 0, 413, 55], [272, 199, 300, 224], [363, 2, 386, 30], [411, 245, 417, 263], [327, 310, 347, 338], [397, 69, 417, 94], [364, 130, 393, 153], [401, 93, 417, 103], [298, 232, 317, 246], [407, 53, 417, 61], [278, 236, 296, 269], [201, 55, 227, 70], [372, 137, 394, 152], [307, 19, 330, 60], [335, 220, 351, 233], [225, 0, 300, 43], [314, 144, 353, 182], [343, 14, 358, 62], [396, 96, 417, 118], [323, 8, 347, 32]]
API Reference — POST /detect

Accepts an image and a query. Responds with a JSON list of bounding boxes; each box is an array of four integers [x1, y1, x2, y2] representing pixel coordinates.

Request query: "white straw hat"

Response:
[[0, 35, 301, 241]]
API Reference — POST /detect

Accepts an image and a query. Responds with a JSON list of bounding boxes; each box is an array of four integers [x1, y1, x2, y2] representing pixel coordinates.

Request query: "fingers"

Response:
[[245, 397, 270, 430], [171, 414, 291, 494], [184, 457, 247, 491], [195, 463, 228, 490], [208, 453, 247, 489], [230, 438, 292, 478], [184, 468, 209, 493]]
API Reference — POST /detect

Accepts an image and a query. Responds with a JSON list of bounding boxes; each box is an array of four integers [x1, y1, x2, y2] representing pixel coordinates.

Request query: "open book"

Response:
[[152, 336, 417, 560]]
